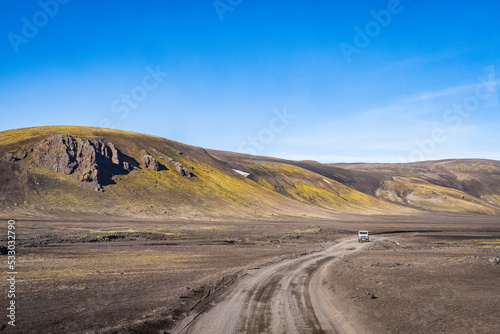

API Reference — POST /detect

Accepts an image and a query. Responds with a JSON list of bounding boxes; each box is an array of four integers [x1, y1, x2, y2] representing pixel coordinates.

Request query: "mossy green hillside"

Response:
[[377, 178, 500, 215], [233, 161, 405, 213], [2, 126, 499, 217]]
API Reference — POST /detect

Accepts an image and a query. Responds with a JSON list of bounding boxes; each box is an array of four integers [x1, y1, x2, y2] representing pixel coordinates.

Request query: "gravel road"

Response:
[[173, 238, 370, 334]]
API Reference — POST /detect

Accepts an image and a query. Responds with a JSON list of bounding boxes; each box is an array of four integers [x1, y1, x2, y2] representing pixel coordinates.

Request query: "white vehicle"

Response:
[[358, 231, 369, 242]]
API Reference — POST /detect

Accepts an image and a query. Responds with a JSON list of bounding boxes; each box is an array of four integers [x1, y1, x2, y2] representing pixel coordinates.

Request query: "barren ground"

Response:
[[0, 213, 499, 333], [327, 232, 500, 333]]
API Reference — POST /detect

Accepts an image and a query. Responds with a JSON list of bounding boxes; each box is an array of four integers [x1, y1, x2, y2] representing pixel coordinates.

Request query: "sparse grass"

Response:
[[447, 162, 499, 172], [18, 251, 207, 281], [292, 228, 320, 234], [481, 194, 500, 206], [238, 160, 409, 214], [286, 182, 392, 212], [199, 226, 225, 231], [29, 166, 109, 213], [22, 268, 96, 280], [257, 178, 276, 191], [464, 242, 500, 249], [0, 126, 171, 148], [377, 178, 500, 215]]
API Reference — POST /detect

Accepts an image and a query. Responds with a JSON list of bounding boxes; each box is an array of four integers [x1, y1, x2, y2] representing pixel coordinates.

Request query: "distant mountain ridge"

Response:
[[1, 126, 499, 219]]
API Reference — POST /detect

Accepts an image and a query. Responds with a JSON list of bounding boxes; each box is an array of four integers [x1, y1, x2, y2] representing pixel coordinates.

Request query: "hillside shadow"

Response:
[[96, 151, 139, 186]]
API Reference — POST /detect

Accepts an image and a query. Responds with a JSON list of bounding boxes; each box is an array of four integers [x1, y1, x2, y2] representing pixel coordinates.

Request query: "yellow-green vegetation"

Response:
[[29, 166, 111, 213], [377, 178, 500, 215], [90, 228, 179, 237], [447, 162, 498, 172], [199, 226, 226, 231], [0, 125, 164, 144], [465, 243, 500, 249], [2, 126, 499, 217], [101, 155, 320, 218], [287, 181, 392, 212], [481, 194, 500, 206], [255, 161, 419, 213], [24, 268, 96, 280], [257, 178, 276, 191], [292, 227, 321, 234], [0, 126, 157, 152], [246, 162, 310, 175], [19, 251, 207, 281], [1, 126, 318, 217], [243, 162, 282, 175], [280, 165, 303, 173], [238, 160, 402, 213]]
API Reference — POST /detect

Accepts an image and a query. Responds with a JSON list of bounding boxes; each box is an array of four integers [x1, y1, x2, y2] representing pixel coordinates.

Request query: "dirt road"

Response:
[[172, 238, 371, 334]]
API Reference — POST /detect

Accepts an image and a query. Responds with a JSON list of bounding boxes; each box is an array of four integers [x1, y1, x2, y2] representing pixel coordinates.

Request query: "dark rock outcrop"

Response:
[[142, 154, 160, 171], [150, 148, 174, 164], [3, 150, 27, 162], [174, 162, 195, 177], [31, 134, 137, 189]]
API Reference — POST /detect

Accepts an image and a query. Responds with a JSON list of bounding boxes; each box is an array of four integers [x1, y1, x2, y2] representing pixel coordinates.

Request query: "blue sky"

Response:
[[1, 0, 499, 163]]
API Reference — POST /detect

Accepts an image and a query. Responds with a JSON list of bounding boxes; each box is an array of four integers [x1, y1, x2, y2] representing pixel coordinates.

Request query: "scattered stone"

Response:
[[0, 246, 8, 255], [495, 256, 500, 265], [371, 262, 403, 267], [366, 291, 376, 299]]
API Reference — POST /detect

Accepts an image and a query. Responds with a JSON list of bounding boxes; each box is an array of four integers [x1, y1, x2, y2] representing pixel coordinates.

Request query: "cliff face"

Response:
[[1, 130, 201, 197], [28, 134, 137, 191]]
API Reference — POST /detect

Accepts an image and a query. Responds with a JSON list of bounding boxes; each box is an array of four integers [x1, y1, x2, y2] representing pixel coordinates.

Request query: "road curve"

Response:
[[172, 238, 370, 334]]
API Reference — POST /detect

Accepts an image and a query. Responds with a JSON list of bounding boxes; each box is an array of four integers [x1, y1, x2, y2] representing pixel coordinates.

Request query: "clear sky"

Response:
[[1, 0, 499, 163]]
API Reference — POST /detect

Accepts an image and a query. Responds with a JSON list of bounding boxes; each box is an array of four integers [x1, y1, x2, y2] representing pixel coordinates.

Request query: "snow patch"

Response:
[[232, 169, 250, 178]]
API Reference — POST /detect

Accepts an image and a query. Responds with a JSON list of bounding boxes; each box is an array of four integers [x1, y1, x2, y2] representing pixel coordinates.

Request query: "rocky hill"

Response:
[[1, 126, 499, 219]]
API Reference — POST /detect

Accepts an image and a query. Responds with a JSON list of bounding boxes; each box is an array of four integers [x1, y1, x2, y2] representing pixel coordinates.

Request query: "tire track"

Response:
[[173, 238, 369, 334]]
